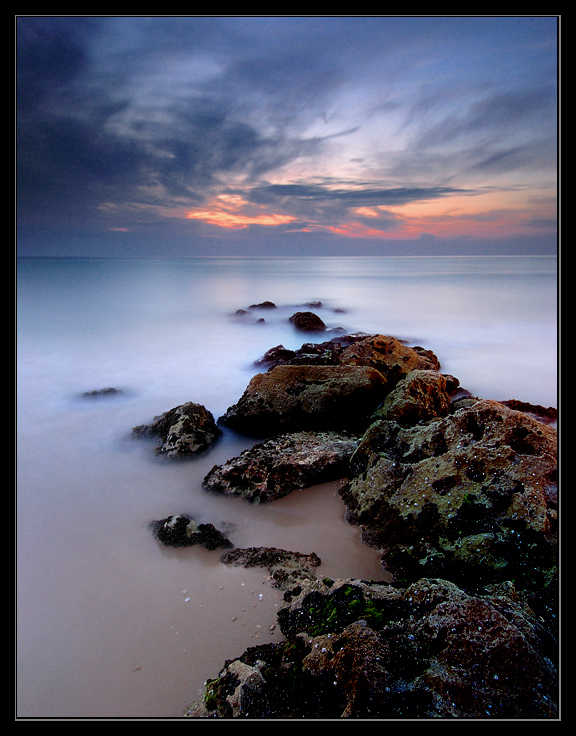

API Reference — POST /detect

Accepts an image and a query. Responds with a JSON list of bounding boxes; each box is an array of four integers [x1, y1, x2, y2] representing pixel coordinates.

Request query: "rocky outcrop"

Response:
[[140, 329, 557, 720], [184, 576, 558, 718], [150, 515, 232, 550], [132, 401, 221, 457], [255, 334, 440, 384], [221, 364, 388, 437], [340, 398, 558, 624], [203, 431, 359, 503]]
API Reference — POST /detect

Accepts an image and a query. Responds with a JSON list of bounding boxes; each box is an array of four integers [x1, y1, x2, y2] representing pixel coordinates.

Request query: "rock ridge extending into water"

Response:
[[127, 328, 557, 718]]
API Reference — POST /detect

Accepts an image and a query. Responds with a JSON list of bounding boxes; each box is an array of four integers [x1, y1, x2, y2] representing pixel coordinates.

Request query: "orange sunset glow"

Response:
[[186, 209, 297, 229]]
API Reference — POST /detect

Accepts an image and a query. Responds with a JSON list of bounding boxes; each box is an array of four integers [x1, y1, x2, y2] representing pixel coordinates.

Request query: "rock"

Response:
[[220, 546, 321, 574], [502, 399, 558, 425], [203, 431, 359, 503], [255, 340, 342, 368], [82, 387, 121, 397], [372, 369, 454, 425], [184, 576, 557, 718], [150, 515, 232, 550], [338, 334, 440, 386], [221, 364, 388, 436], [249, 301, 277, 309], [132, 401, 221, 457], [289, 311, 327, 332], [340, 398, 558, 624], [254, 335, 441, 392], [220, 546, 322, 597], [254, 344, 298, 368]]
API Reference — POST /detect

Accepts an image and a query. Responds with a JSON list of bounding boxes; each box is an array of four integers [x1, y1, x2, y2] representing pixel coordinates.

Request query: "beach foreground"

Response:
[[135, 330, 558, 719], [17, 256, 557, 718]]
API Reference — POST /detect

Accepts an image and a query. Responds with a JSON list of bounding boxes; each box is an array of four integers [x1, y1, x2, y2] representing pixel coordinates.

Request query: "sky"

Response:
[[16, 15, 559, 257]]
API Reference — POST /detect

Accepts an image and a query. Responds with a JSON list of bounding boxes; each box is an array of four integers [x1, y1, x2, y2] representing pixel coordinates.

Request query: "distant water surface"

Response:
[[16, 255, 557, 717]]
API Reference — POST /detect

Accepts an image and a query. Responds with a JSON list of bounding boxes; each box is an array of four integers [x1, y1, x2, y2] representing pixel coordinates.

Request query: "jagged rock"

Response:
[[372, 369, 455, 425], [254, 335, 440, 385], [150, 515, 232, 550], [132, 401, 221, 457], [184, 577, 558, 718], [289, 311, 327, 332], [221, 364, 388, 437], [337, 334, 440, 385], [203, 431, 359, 503], [340, 398, 558, 624]]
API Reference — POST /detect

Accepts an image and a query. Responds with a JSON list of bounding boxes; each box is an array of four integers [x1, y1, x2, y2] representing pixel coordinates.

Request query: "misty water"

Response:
[[16, 254, 557, 718]]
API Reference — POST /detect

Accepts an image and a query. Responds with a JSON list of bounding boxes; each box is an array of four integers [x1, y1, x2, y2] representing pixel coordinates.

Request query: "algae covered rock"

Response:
[[185, 576, 558, 719], [340, 398, 558, 623]]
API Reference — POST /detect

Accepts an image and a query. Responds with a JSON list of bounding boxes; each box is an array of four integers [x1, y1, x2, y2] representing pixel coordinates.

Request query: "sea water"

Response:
[[16, 255, 558, 718]]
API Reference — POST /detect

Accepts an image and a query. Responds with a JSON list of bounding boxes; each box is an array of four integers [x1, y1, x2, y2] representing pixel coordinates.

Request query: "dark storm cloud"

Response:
[[248, 183, 470, 207], [16, 16, 347, 230], [243, 181, 474, 230]]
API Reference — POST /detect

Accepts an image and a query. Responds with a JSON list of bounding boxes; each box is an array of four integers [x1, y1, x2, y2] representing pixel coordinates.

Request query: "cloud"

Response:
[[16, 16, 558, 252]]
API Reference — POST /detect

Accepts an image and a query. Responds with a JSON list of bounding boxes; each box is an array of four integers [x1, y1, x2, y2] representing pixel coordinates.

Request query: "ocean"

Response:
[[16, 254, 558, 718]]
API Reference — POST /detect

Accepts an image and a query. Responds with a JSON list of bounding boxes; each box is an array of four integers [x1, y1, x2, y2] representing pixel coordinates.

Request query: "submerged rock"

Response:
[[220, 546, 321, 574], [82, 387, 122, 398], [248, 301, 277, 310], [221, 364, 388, 437], [151, 515, 232, 550], [132, 401, 221, 457], [220, 546, 322, 598], [185, 576, 558, 718], [203, 431, 359, 503]]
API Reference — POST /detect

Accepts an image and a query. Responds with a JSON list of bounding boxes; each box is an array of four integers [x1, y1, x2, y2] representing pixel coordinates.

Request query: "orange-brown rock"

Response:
[[221, 364, 388, 436]]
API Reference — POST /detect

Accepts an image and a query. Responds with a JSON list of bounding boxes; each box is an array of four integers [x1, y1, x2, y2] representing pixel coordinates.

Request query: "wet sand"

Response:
[[17, 428, 386, 719]]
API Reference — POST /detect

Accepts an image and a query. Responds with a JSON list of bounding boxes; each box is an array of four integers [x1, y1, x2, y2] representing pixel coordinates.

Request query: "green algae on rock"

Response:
[[340, 398, 558, 625]]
